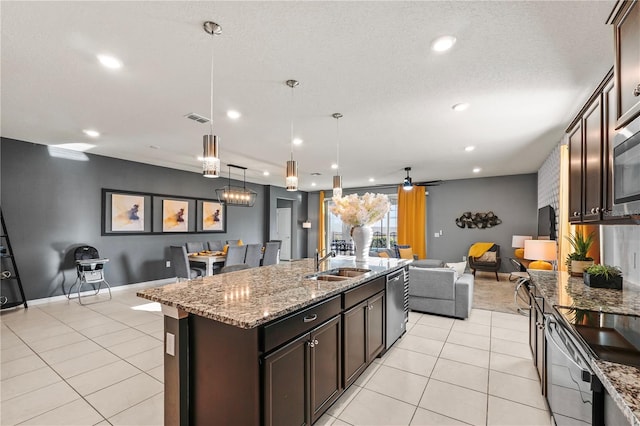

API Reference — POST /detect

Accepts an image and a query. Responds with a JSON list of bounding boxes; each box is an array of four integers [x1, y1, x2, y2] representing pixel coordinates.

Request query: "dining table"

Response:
[[188, 251, 226, 276]]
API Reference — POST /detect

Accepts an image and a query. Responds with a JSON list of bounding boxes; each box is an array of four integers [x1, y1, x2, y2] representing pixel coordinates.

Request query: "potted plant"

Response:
[[583, 264, 623, 289], [565, 231, 595, 276]]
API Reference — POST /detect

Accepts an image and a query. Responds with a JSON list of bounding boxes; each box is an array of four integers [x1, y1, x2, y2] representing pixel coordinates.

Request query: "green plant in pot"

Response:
[[583, 264, 623, 289], [565, 231, 594, 277]]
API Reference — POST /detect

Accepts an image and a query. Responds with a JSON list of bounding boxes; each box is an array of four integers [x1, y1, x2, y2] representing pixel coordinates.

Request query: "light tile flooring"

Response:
[[1, 285, 551, 425]]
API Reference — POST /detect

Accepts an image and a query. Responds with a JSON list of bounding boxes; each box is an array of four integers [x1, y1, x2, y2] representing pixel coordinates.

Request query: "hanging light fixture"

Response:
[[202, 21, 222, 178], [403, 167, 413, 191], [285, 79, 299, 191], [332, 113, 343, 198], [215, 164, 258, 207]]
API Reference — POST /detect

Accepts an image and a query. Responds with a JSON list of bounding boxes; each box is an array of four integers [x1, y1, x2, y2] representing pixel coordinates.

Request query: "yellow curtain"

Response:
[[397, 186, 426, 259], [318, 191, 325, 254]]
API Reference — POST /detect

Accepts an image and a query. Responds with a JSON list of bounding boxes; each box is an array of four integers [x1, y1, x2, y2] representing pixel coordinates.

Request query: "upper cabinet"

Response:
[[567, 70, 616, 224], [611, 0, 640, 128]]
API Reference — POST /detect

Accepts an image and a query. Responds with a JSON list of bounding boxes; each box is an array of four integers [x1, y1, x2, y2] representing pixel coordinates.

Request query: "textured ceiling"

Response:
[[1, 1, 615, 191]]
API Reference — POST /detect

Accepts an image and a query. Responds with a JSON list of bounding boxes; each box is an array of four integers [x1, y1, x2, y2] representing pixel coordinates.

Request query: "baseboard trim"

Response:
[[28, 278, 176, 306]]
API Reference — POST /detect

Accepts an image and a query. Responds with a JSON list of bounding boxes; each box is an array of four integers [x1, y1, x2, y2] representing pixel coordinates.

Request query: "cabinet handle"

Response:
[[303, 314, 318, 323], [634, 83, 640, 97], [368, 304, 374, 310], [595, 207, 600, 213], [536, 321, 544, 330], [308, 339, 319, 348], [573, 211, 579, 217]]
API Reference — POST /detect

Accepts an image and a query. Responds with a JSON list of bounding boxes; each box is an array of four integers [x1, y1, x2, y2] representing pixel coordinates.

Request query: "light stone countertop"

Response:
[[528, 270, 640, 426], [137, 256, 410, 329]]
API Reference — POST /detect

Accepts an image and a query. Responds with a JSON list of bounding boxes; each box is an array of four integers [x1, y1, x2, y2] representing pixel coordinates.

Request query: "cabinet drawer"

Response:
[[343, 277, 385, 310], [262, 295, 341, 353]]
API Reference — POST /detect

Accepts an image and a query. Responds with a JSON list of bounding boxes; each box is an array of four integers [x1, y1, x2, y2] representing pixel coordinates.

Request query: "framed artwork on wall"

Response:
[[198, 200, 226, 232], [162, 199, 189, 232], [102, 189, 152, 235]]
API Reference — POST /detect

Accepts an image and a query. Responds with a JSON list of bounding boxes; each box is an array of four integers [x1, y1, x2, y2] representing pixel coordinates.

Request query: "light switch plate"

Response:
[[166, 332, 175, 356], [166, 261, 171, 268]]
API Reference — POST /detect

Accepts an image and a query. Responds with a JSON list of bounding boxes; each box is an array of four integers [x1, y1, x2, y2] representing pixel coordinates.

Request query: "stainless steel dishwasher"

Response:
[[385, 266, 409, 349]]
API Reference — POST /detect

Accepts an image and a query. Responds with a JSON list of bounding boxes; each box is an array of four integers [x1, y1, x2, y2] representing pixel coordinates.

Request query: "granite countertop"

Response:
[[137, 256, 409, 329], [528, 270, 640, 426]]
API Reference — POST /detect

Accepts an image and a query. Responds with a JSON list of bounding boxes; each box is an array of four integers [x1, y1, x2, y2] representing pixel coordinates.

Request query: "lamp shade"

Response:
[[302, 221, 311, 229], [524, 240, 557, 261], [512, 235, 533, 248]]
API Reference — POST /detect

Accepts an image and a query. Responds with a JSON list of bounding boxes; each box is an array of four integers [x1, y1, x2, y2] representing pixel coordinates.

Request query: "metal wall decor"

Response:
[[455, 211, 502, 229]]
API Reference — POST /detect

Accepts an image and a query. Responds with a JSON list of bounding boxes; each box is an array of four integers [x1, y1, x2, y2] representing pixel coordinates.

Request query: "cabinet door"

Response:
[[263, 333, 308, 426], [367, 292, 385, 361], [582, 96, 603, 222], [310, 315, 342, 423], [534, 302, 545, 394], [614, 0, 640, 128], [602, 78, 617, 218], [568, 122, 583, 223], [343, 300, 367, 387]]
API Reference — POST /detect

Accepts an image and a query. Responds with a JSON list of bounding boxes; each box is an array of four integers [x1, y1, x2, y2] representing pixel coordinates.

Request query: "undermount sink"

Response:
[[332, 268, 371, 277], [309, 275, 349, 282]]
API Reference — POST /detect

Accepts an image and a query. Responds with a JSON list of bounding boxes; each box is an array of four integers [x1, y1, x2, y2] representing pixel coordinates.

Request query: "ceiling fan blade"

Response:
[[413, 180, 442, 186]]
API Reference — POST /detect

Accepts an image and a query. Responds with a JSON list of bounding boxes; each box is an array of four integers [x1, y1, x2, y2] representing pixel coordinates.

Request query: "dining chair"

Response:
[[186, 242, 205, 253], [262, 242, 280, 266], [170, 246, 205, 281], [225, 245, 247, 267], [220, 263, 251, 274], [226, 239, 241, 246], [208, 240, 224, 251], [244, 244, 262, 268]]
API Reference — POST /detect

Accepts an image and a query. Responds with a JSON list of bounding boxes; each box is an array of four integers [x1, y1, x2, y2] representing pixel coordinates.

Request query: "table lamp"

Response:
[[524, 239, 557, 270], [512, 235, 533, 259]]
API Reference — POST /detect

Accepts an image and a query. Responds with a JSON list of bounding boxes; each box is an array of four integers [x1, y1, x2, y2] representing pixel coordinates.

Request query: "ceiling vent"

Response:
[[184, 112, 210, 124]]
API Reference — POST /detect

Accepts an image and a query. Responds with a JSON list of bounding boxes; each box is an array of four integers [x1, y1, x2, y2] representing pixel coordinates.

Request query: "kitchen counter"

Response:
[[137, 256, 410, 328], [528, 270, 640, 426]]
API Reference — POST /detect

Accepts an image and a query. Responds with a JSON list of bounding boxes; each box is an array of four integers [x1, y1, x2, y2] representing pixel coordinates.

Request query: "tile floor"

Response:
[[1, 284, 551, 425]]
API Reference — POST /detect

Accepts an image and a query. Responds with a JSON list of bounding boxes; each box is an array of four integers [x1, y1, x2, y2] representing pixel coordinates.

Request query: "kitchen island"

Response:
[[137, 256, 410, 425], [528, 270, 640, 426]]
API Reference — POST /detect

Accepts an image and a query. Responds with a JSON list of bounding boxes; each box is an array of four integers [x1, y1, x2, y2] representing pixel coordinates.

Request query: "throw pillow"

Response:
[[223, 244, 229, 254], [378, 251, 390, 258], [398, 247, 414, 260], [446, 261, 467, 276], [477, 251, 496, 262], [237, 239, 244, 246]]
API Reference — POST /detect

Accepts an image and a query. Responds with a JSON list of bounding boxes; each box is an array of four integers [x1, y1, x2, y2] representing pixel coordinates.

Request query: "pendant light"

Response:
[[285, 79, 299, 191], [332, 113, 343, 198], [202, 21, 222, 178], [215, 164, 258, 207]]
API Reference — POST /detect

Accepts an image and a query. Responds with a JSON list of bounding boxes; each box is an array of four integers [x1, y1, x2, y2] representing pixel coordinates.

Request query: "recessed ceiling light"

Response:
[[464, 146, 475, 152], [293, 138, 303, 146], [97, 54, 123, 69], [452, 103, 470, 112], [227, 110, 241, 119], [263, 171, 270, 176], [331, 164, 338, 170], [82, 129, 100, 138], [311, 182, 317, 187], [473, 167, 481, 173], [369, 178, 375, 182], [431, 35, 457, 53]]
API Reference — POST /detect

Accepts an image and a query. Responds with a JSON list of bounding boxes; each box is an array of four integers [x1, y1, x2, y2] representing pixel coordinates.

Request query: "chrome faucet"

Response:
[[315, 249, 336, 271]]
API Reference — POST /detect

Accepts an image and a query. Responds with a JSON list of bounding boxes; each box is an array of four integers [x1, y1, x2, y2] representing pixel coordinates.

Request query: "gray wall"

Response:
[[426, 174, 538, 270], [1, 138, 272, 300]]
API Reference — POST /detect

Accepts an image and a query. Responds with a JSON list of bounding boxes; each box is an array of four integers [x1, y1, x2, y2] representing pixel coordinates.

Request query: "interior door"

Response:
[[276, 208, 292, 260]]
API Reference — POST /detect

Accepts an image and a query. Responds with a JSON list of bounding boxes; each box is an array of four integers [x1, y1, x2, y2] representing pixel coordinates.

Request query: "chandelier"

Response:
[[215, 164, 258, 207]]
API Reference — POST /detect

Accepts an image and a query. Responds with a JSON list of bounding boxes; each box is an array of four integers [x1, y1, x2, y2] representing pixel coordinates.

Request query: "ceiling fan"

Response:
[[403, 167, 441, 191]]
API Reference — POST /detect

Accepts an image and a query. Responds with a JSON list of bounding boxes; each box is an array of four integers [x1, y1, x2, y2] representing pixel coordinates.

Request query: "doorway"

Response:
[[276, 207, 292, 260]]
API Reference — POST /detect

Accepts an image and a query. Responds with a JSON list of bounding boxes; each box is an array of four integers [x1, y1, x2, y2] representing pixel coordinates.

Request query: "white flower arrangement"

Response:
[[330, 193, 390, 227]]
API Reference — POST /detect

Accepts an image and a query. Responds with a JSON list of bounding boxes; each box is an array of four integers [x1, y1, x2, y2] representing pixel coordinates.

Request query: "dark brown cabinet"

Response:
[[567, 70, 617, 223], [263, 315, 342, 426], [611, 0, 640, 128], [528, 285, 546, 395]]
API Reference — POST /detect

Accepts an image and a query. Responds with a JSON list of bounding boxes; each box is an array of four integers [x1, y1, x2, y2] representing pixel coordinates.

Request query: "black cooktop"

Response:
[[554, 306, 640, 368]]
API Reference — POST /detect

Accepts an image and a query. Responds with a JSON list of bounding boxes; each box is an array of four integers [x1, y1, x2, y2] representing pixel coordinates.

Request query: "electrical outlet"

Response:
[[462, 255, 466, 261], [166, 260, 171, 268]]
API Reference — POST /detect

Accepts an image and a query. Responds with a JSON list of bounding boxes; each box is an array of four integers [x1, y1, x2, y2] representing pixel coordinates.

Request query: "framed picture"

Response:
[[198, 200, 226, 232], [102, 189, 152, 235], [162, 199, 189, 232]]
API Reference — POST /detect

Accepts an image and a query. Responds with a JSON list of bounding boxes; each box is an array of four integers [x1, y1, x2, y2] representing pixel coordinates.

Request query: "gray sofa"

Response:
[[408, 267, 474, 319]]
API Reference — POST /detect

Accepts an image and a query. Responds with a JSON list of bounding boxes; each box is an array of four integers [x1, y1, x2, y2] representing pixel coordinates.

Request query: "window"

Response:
[[325, 195, 398, 253]]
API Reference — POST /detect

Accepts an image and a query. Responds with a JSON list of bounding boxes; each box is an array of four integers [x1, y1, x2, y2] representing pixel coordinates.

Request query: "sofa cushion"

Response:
[[412, 259, 444, 268], [446, 261, 467, 276], [409, 267, 456, 300]]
